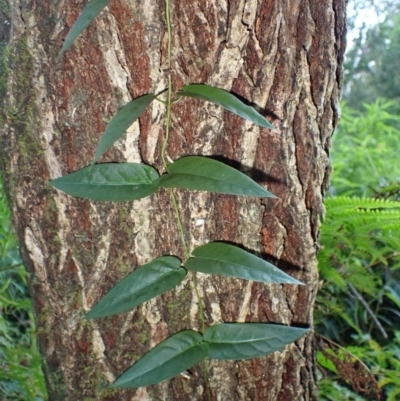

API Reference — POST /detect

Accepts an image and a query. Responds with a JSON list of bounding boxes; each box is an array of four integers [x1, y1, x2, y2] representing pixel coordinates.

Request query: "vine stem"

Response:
[[162, 0, 210, 398]]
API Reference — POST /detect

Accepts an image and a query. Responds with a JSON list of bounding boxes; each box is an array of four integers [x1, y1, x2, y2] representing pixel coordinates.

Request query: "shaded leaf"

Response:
[[111, 331, 209, 388], [178, 84, 275, 130], [185, 242, 303, 285], [204, 323, 308, 360], [50, 163, 159, 201], [59, 0, 113, 56], [85, 256, 185, 319], [158, 156, 276, 198], [93, 94, 155, 163]]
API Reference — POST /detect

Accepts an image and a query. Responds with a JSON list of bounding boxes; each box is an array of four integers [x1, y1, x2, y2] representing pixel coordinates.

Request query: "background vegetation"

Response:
[[0, 176, 47, 401], [317, 1, 400, 399], [0, 0, 399, 399]]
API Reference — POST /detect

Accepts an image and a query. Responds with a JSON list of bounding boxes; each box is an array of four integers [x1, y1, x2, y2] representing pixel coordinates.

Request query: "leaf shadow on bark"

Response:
[[230, 91, 282, 123], [208, 155, 283, 187]]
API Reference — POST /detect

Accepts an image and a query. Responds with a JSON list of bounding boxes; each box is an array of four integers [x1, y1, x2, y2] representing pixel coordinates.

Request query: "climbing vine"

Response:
[[51, 0, 308, 392]]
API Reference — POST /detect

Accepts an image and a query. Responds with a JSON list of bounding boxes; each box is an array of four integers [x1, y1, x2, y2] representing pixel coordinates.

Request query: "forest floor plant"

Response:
[[316, 196, 400, 400], [50, 0, 308, 395], [316, 98, 400, 400], [0, 174, 47, 400]]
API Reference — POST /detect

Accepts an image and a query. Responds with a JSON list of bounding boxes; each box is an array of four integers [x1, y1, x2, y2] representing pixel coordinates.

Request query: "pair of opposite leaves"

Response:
[[83, 244, 307, 389], [50, 85, 276, 202]]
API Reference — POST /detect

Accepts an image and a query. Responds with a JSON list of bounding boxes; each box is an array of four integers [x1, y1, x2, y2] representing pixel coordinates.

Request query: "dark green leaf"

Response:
[[93, 94, 155, 163], [204, 323, 308, 360], [111, 331, 209, 388], [50, 163, 159, 201], [59, 0, 113, 56], [158, 156, 276, 198], [85, 256, 185, 319], [178, 84, 276, 130], [185, 242, 303, 285]]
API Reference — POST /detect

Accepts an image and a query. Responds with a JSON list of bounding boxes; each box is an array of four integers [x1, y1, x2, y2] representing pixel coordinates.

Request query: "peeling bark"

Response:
[[0, 0, 346, 400]]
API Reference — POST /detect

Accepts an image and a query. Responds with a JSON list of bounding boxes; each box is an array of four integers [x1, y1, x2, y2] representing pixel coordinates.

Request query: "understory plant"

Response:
[[49, 0, 308, 393], [0, 174, 47, 400], [329, 100, 400, 197], [316, 196, 400, 400], [316, 96, 400, 400]]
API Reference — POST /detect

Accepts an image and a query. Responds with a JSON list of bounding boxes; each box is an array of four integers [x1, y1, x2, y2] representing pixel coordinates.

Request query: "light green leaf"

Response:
[[185, 242, 303, 284], [93, 94, 155, 163], [111, 331, 209, 388], [158, 156, 276, 198], [50, 163, 159, 201], [59, 0, 113, 56], [178, 84, 276, 130], [85, 256, 185, 319], [204, 323, 308, 360]]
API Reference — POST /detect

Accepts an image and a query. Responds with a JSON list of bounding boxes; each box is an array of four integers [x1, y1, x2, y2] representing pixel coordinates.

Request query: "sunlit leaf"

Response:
[[59, 0, 113, 56], [85, 256, 185, 318], [178, 84, 276, 130], [93, 94, 155, 163], [158, 156, 276, 198], [50, 163, 159, 201], [185, 242, 303, 285], [111, 331, 209, 388], [204, 323, 308, 360]]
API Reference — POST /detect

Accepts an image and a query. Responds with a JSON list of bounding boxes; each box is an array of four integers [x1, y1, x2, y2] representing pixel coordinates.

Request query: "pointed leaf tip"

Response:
[[59, 0, 113, 57], [110, 331, 209, 388], [85, 256, 185, 319], [204, 323, 309, 360], [185, 242, 303, 285], [178, 84, 276, 130], [50, 163, 159, 201], [92, 94, 155, 164], [158, 156, 276, 198]]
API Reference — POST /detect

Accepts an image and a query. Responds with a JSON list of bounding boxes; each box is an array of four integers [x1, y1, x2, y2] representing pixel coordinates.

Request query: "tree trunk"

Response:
[[0, 0, 346, 400]]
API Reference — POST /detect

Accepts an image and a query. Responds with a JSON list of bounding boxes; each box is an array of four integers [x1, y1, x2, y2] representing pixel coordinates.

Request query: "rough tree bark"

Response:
[[0, 0, 346, 400]]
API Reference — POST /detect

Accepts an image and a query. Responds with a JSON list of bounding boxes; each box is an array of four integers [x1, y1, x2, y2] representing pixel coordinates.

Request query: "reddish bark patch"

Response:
[[110, 0, 151, 95]]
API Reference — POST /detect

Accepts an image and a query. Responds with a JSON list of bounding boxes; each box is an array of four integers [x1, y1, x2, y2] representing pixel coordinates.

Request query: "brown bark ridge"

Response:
[[0, 0, 346, 400]]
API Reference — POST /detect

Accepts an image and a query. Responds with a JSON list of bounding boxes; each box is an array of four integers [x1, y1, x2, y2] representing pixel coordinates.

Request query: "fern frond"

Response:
[[325, 197, 400, 214]]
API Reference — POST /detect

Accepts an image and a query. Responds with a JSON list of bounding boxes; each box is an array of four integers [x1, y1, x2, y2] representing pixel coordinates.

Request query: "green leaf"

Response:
[[93, 94, 155, 164], [50, 163, 159, 201], [178, 84, 276, 130], [185, 242, 303, 285], [111, 331, 209, 388], [158, 156, 276, 198], [59, 0, 113, 56], [204, 323, 308, 360], [85, 256, 186, 319]]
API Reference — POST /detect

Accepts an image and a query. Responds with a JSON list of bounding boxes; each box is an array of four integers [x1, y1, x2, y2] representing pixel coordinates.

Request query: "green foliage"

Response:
[[317, 196, 400, 337], [316, 195, 400, 399], [185, 242, 302, 284], [93, 94, 155, 163], [85, 256, 185, 319], [330, 100, 400, 197], [111, 331, 209, 389], [318, 23, 400, 394], [178, 85, 276, 130], [344, 6, 400, 109], [0, 174, 47, 400], [51, 0, 308, 392], [50, 163, 160, 201], [86, 243, 304, 320], [318, 332, 400, 401], [158, 156, 275, 197], [203, 324, 308, 360], [59, 0, 112, 57], [111, 324, 307, 389], [50, 156, 276, 200]]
